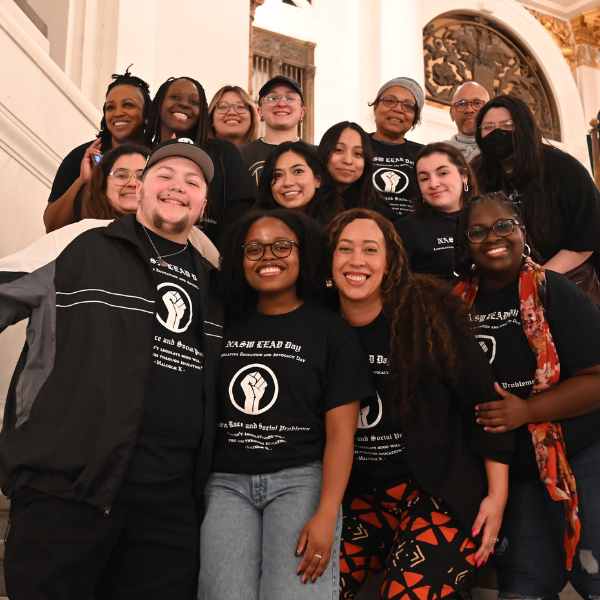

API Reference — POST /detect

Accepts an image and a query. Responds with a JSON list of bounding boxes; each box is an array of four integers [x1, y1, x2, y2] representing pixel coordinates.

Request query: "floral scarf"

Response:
[[454, 258, 580, 569]]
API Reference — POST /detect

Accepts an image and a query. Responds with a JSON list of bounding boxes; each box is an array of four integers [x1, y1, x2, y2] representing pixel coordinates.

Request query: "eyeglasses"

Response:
[[480, 120, 515, 134], [453, 99, 486, 112], [109, 169, 143, 186], [466, 219, 520, 244], [379, 97, 416, 113], [242, 240, 299, 261], [262, 94, 302, 106], [215, 101, 250, 114]]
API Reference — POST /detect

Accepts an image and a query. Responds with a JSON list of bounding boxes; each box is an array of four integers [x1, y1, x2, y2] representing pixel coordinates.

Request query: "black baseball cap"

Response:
[[258, 76, 304, 104], [144, 138, 214, 183]]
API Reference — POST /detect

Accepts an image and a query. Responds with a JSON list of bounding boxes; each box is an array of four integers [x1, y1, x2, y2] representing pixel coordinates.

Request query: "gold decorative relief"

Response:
[[526, 8, 576, 66]]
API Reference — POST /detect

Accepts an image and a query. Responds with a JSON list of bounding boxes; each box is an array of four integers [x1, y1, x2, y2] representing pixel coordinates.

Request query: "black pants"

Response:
[[4, 474, 199, 600]]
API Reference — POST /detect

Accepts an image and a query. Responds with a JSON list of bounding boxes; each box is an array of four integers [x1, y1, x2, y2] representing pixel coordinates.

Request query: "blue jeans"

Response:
[[494, 440, 600, 600], [198, 462, 341, 600]]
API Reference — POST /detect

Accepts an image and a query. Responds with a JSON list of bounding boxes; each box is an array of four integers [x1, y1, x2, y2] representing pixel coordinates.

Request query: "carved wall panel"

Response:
[[423, 13, 561, 141]]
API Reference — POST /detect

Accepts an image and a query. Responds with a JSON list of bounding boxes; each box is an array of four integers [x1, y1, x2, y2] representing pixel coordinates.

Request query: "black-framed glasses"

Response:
[[215, 101, 250, 114], [262, 94, 301, 106], [480, 120, 514, 134], [379, 96, 416, 113], [453, 99, 486, 112], [242, 240, 299, 261], [109, 168, 143, 186], [466, 219, 520, 244]]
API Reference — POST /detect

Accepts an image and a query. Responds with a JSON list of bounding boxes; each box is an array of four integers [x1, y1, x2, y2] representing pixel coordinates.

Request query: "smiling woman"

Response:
[[199, 209, 373, 600], [208, 85, 259, 147], [44, 69, 152, 233]]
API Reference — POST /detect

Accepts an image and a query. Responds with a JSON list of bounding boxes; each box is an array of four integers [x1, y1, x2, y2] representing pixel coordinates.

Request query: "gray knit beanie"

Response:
[[376, 77, 425, 108]]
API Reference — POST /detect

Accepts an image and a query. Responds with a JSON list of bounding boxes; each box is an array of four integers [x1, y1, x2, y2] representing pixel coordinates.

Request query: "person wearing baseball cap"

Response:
[[0, 136, 224, 598], [368, 77, 425, 219], [240, 75, 317, 185]]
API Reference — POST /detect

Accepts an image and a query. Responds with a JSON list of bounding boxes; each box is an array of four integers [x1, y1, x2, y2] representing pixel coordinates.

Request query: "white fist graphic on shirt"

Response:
[[162, 290, 186, 330], [241, 371, 268, 414], [381, 171, 401, 193]]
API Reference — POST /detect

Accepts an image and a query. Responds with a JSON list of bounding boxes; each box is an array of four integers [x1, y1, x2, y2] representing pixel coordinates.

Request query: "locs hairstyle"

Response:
[[208, 85, 259, 144], [412, 142, 480, 215], [98, 66, 152, 151], [81, 143, 150, 220], [254, 141, 343, 224], [142, 77, 210, 149], [318, 121, 383, 211], [218, 209, 326, 320], [325, 208, 472, 417], [453, 191, 528, 279], [471, 94, 555, 261]]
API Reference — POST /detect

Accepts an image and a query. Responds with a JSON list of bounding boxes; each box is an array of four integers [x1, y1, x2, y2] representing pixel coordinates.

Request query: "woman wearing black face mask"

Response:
[[472, 95, 600, 293]]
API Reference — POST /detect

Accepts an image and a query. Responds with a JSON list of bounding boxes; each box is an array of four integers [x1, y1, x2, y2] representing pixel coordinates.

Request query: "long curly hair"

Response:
[[325, 208, 472, 417], [412, 142, 480, 215], [208, 85, 259, 144], [98, 67, 152, 151], [318, 121, 384, 211], [218, 209, 326, 321], [254, 141, 343, 224], [81, 144, 150, 219], [142, 77, 210, 149]]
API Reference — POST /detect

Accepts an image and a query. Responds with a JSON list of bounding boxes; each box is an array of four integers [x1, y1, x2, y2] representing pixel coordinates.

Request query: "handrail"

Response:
[[589, 118, 600, 191]]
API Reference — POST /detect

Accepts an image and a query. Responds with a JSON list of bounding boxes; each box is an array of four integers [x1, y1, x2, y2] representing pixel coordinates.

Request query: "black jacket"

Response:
[[0, 215, 223, 512]]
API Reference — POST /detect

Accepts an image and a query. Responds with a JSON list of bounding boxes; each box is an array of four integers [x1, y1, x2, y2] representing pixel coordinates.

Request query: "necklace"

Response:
[[142, 225, 188, 266]]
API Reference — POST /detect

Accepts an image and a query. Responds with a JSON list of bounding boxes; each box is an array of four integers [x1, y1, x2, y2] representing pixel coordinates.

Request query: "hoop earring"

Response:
[[523, 243, 531, 258], [260, 116, 264, 122], [463, 181, 469, 192], [381, 276, 393, 294], [325, 278, 337, 289], [299, 117, 303, 123]]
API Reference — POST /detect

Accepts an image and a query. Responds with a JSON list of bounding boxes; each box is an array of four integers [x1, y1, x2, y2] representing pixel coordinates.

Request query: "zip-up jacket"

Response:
[[0, 214, 223, 512]]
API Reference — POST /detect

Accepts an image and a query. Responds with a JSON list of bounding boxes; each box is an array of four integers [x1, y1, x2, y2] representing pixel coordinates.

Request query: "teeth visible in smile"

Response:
[[259, 266, 282, 274], [114, 121, 128, 126], [283, 191, 300, 197], [486, 247, 507, 255], [163, 198, 184, 206], [346, 274, 367, 282], [173, 112, 188, 120], [225, 119, 240, 124]]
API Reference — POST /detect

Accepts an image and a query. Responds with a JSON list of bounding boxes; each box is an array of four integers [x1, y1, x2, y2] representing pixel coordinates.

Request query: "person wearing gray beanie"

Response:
[[368, 77, 425, 219]]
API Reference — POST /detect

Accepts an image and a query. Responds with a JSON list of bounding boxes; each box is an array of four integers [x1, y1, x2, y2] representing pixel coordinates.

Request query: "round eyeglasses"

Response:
[[109, 169, 143, 186], [466, 219, 520, 244], [242, 240, 298, 261], [215, 102, 249, 114], [379, 97, 416, 113], [453, 99, 486, 112]]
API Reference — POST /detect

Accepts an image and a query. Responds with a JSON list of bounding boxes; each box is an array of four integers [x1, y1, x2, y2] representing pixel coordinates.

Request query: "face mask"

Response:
[[479, 128, 514, 160]]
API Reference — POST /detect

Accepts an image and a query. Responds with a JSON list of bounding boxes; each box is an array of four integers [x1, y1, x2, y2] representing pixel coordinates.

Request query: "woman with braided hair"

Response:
[[142, 76, 256, 244], [44, 67, 151, 232], [324, 208, 511, 600], [454, 192, 600, 600]]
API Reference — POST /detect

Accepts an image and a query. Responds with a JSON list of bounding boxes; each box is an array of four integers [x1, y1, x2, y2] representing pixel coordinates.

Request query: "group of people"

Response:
[[0, 67, 600, 600]]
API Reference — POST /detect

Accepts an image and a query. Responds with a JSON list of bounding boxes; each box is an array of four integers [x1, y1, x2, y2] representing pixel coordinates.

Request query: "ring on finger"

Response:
[[493, 537, 500, 542], [314, 554, 322, 559]]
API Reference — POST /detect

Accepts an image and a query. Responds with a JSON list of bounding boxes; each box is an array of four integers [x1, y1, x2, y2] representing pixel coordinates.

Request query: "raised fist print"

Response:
[[241, 371, 268, 414]]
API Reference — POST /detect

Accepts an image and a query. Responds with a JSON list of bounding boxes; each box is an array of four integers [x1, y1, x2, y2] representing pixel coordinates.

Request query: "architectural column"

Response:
[[249, 0, 266, 96], [379, 0, 424, 88]]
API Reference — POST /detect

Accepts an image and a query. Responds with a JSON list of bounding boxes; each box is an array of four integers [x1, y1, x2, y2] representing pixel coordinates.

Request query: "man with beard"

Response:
[[0, 138, 223, 599], [445, 81, 490, 162]]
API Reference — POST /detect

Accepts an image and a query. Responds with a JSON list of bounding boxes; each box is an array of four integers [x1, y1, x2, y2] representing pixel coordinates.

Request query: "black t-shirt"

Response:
[[471, 270, 600, 480], [484, 146, 600, 260], [351, 312, 410, 488], [204, 138, 256, 242], [126, 222, 205, 482], [48, 139, 110, 219], [212, 304, 375, 475], [239, 138, 318, 185], [394, 211, 458, 281], [369, 135, 423, 219]]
